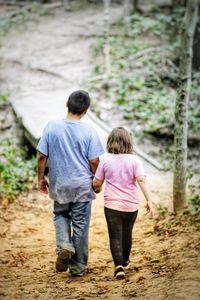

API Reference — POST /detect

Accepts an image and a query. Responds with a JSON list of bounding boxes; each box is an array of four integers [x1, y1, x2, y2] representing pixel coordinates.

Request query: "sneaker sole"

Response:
[[124, 264, 130, 270], [56, 249, 71, 272], [115, 271, 125, 279]]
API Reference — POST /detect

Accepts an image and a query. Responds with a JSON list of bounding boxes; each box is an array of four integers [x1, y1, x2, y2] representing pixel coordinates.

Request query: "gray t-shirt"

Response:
[[37, 119, 104, 204]]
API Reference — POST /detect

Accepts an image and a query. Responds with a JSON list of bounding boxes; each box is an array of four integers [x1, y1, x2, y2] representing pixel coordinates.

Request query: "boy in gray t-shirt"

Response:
[[37, 90, 104, 276]]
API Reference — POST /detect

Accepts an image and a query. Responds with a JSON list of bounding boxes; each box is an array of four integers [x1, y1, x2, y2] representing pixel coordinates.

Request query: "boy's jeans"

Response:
[[53, 201, 92, 276]]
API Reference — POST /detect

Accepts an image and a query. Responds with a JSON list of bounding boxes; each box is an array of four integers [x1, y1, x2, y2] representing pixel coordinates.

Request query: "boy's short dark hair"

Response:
[[68, 90, 90, 115]]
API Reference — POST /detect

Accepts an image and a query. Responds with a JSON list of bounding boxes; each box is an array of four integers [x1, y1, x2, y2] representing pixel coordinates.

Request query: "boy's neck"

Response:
[[67, 112, 84, 120]]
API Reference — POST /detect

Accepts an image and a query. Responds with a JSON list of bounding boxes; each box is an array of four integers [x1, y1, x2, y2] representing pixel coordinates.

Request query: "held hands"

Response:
[[92, 183, 102, 194], [92, 178, 103, 194], [38, 178, 49, 194], [146, 200, 154, 218], [93, 186, 102, 194]]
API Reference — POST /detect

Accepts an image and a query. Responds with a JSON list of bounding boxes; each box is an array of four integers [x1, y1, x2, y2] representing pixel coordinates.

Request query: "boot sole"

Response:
[[56, 249, 71, 272]]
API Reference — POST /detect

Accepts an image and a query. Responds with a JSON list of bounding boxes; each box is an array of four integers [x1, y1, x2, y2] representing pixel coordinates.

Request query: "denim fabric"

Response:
[[53, 201, 92, 275], [104, 207, 138, 266]]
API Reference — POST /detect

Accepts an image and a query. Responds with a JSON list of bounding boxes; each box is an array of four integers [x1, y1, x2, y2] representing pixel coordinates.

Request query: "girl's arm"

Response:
[[93, 178, 104, 194], [137, 176, 154, 217]]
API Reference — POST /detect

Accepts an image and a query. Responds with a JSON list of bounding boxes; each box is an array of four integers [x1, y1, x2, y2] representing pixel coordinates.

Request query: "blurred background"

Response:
[[0, 0, 199, 204]]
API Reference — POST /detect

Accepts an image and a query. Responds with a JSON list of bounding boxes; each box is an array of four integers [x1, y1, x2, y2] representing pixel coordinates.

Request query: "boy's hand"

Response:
[[146, 201, 154, 218], [38, 178, 49, 194]]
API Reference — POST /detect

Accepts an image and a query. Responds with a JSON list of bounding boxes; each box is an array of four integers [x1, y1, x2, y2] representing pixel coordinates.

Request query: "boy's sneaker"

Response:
[[56, 249, 72, 272], [123, 260, 130, 269], [114, 266, 125, 279], [71, 271, 85, 277]]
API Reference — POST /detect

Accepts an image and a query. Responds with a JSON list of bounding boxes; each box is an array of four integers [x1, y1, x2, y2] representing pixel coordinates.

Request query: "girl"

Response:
[[93, 127, 153, 279]]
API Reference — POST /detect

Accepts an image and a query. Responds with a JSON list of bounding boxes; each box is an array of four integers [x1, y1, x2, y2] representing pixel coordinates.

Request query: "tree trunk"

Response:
[[172, 0, 187, 8], [124, 0, 141, 15], [104, 0, 110, 77], [62, 0, 71, 11], [132, 0, 140, 12], [173, 0, 198, 212], [124, 0, 132, 16]]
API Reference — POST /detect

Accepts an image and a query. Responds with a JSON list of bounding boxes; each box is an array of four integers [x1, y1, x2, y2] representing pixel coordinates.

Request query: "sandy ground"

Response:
[[0, 183, 200, 300], [0, 2, 200, 300]]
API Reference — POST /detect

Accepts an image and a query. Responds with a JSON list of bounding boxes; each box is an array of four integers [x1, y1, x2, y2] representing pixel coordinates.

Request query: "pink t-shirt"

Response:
[[95, 153, 145, 212]]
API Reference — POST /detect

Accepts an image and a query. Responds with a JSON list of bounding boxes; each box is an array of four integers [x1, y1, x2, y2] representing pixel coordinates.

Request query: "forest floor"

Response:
[[0, 185, 200, 300], [0, 2, 200, 300]]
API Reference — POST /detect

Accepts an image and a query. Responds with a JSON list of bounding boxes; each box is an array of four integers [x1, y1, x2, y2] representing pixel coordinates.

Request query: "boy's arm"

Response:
[[93, 178, 104, 194], [89, 157, 100, 175], [37, 152, 49, 194], [137, 176, 154, 217]]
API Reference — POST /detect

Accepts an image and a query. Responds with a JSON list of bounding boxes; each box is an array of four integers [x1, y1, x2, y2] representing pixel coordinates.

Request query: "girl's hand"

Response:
[[146, 201, 154, 218]]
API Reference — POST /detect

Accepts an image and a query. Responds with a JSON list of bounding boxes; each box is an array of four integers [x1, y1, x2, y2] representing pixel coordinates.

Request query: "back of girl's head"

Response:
[[107, 127, 134, 154], [68, 90, 90, 115]]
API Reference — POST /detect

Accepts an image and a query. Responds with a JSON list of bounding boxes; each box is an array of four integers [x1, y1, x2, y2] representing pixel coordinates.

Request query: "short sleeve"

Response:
[[88, 128, 104, 160], [95, 160, 105, 181], [134, 157, 146, 178], [36, 123, 49, 156]]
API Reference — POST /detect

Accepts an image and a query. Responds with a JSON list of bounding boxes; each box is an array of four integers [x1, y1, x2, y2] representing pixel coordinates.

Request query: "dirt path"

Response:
[[0, 3, 200, 300], [0, 186, 200, 300], [0, 3, 122, 95]]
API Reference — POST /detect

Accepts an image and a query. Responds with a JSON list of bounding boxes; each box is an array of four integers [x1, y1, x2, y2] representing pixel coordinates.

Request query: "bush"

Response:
[[0, 140, 37, 205]]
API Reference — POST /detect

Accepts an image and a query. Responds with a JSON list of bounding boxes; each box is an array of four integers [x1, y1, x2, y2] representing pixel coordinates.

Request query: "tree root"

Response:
[[4, 58, 66, 80]]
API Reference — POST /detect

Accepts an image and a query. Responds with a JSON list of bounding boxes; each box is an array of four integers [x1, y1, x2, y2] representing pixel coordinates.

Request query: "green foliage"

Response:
[[0, 93, 9, 103], [0, 2, 54, 37], [128, 14, 166, 36], [157, 204, 168, 217], [115, 74, 175, 129], [0, 8, 33, 37], [189, 72, 200, 132], [0, 139, 37, 205], [156, 6, 185, 27], [93, 37, 104, 56], [160, 144, 174, 170], [94, 65, 102, 75], [91, 12, 177, 133], [186, 167, 200, 220], [190, 195, 200, 216], [91, 8, 200, 140]]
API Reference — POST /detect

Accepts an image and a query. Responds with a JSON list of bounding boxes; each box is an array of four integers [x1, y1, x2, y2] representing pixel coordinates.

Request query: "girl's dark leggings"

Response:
[[104, 207, 138, 267]]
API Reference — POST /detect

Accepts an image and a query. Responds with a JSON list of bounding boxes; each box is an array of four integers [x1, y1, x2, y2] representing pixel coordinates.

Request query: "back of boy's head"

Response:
[[68, 90, 90, 115]]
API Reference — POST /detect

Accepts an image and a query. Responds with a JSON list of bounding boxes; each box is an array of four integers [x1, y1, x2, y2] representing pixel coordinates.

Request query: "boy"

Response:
[[37, 90, 104, 276]]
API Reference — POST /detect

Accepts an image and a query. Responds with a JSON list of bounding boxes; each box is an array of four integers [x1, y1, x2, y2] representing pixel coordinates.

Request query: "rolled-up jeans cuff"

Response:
[[56, 244, 75, 255], [69, 258, 86, 276]]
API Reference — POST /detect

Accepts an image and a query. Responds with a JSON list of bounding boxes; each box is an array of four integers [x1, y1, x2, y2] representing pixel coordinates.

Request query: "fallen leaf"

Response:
[[128, 291, 137, 297], [144, 231, 154, 235], [136, 276, 145, 283], [150, 259, 160, 263], [134, 266, 139, 272], [125, 277, 130, 282], [153, 223, 161, 231]]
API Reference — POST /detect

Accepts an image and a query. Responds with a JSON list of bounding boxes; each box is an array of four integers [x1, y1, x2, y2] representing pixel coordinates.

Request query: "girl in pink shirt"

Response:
[[93, 127, 153, 279]]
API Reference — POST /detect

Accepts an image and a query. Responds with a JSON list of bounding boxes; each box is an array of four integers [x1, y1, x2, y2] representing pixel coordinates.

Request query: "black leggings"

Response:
[[104, 207, 138, 266]]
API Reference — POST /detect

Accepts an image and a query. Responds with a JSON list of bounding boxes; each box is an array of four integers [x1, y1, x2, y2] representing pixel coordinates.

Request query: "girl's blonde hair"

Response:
[[107, 127, 134, 154]]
